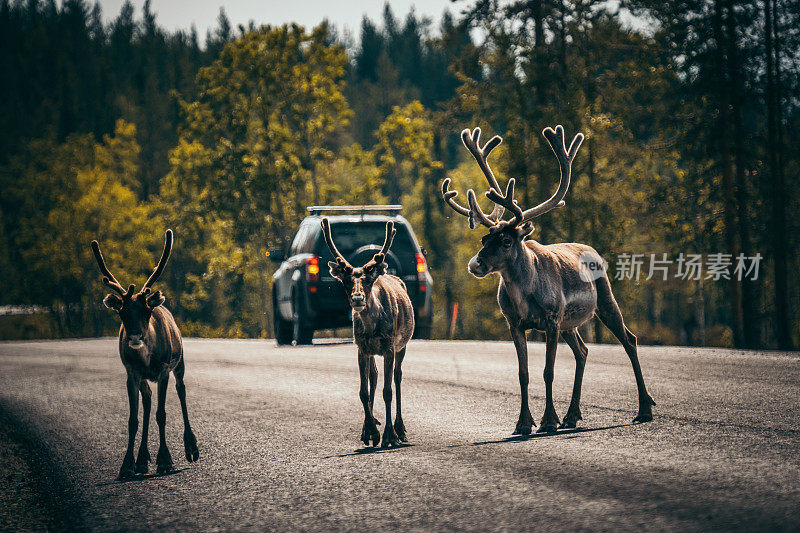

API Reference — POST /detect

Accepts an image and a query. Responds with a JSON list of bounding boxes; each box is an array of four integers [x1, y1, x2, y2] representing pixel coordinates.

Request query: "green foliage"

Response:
[[1, 2, 797, 348], [170, 23, 351, 241], [315, 145, 387, 206], [0, 119, 155, 336], [161, 23, 353, 337]]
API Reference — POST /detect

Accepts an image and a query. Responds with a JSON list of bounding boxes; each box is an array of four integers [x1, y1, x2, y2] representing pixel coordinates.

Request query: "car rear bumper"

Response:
[[305, 276, 432, 328]]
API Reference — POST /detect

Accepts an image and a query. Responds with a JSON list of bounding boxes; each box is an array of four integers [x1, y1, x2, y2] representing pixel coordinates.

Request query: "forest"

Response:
[[0, 0, 797, 350]]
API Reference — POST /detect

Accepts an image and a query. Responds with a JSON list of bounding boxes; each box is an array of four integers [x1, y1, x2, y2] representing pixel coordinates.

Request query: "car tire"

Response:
[[413, 318, 432, 340], [292, 291, 314, 345], [274, 298, 293, 346]]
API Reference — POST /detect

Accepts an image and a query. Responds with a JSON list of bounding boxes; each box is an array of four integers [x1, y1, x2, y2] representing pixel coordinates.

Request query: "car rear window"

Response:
[[318, 222, 417, 269]]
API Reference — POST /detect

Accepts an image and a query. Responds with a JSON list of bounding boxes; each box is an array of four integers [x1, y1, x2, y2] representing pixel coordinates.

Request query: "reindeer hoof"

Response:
[[394, 420, 407, 442], [135, 448, 151, 474], [513, 424, 532, 435], [560, 409, 582, 429], [381, 429, 402, 448], [156, 447, 174, 475], [184, 430, 199, 462], [633, 395, 656, 423], [117, 454, 135, 480], [361, 421, 381, 447], [117, 466, 135, 481], [513, 411, 535, 435], [537, 411, 560, 433]]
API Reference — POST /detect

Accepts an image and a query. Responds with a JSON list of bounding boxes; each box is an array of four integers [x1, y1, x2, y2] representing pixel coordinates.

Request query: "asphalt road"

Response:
[[0, 338, 798, 531]]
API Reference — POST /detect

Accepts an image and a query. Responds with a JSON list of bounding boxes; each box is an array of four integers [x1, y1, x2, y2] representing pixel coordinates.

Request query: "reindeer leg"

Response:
[[380, 351, 400, 448], [510, 326, 535, 435], [118, 373, 140, 480], [174, 358, 199, 463], [393, 347, 407, 442], [538, 326, 562, 433], [368, 356, 380, 426], [560, 329, 588, 429], [358, 351, 380, 447], [155, 373, 174, 475], [596, 278, 656, 423], [135, 380, 152, 474]]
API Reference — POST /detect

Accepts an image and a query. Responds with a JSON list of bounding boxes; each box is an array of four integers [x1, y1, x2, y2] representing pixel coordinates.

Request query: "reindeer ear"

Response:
[[103, 294, 123, 310], [364, 261, 388, 277], [517, 222, 535, 239], [146, 290, 166, 309], [328, 261, 344, 279]]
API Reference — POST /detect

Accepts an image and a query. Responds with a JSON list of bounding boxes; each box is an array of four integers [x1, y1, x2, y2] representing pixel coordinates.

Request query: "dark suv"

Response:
[[269, 205, 433, 345]]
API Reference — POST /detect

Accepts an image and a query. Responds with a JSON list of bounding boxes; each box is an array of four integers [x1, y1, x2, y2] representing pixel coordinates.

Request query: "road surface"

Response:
[[0, 338, 798, 531]]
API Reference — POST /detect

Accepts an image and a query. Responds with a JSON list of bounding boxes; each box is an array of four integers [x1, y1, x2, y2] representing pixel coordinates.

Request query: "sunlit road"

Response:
[[0, 338, 798, 531]]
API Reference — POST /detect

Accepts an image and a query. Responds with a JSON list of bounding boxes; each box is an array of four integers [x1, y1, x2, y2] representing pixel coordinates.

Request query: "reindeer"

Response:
[[91, 229, 199, 479], [320, 218, 414, 448], [442, 125, 655, 434]]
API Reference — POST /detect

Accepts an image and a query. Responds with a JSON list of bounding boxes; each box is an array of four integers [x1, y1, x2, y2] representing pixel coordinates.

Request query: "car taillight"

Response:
[[416, 253, 427, 291], [307, 255, 320, 282], [416, 253, 427, 274]]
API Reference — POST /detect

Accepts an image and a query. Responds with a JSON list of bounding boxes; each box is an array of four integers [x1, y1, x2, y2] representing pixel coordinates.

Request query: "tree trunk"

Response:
[[764, 0, 792, 349], [725, 0, 761, 347], [587, 136, 603, 343], [532, 0, 551, 243], [713, 0, 745, 348], [695, 279, 706, 346]]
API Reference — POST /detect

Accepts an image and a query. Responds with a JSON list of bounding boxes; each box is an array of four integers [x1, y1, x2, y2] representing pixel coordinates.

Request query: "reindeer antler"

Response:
[[320, 218, 354, 273], [142, 229, 173, 291], [514, 125, 584, 221], [485, 177, 523, 222], [447, 124, 584, 232], [461, 127, 506, 223], [90, 240, 134, 297], [364, 221, 396, 269], [442, 127, 506, 229]]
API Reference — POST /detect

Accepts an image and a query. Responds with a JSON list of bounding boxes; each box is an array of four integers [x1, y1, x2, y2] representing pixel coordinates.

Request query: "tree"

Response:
[[0, 119, 152, 336], [162, 23, 352, 336]]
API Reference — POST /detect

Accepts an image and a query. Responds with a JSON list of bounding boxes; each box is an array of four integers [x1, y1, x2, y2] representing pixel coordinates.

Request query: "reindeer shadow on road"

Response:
[[466, 422, 635, 447], [96, 468, 185, 487], [325, 443, 415, 458], [324, 422, 642, 458]]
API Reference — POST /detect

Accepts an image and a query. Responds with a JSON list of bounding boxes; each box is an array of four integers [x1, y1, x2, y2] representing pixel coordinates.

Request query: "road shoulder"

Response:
[[0, 404, 87, 532]]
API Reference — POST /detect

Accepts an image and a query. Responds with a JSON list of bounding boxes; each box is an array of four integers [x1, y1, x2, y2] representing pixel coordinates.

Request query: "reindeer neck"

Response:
[[121, 339, 151, 366], [499, 239, 541, 286], [353, 285, 383, 333], [120, 320, 156, 366]]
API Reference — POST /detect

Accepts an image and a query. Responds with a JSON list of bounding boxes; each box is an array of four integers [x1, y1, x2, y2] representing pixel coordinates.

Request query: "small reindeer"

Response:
[[321, 218, 414, 448], [443, 125, 655, 434], [91, 229, 199, 479]]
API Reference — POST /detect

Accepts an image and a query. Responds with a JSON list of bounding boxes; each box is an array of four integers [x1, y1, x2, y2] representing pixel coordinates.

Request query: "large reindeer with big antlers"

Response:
[[443, 125, 655, 434], [91, 229, 199, 479], [321, 218, 414, 448]]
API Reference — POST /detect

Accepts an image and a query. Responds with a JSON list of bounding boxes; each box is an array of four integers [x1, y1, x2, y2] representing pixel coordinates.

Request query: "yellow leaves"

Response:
[[7, 119, 157, 304], [172, 22, 351, 239]]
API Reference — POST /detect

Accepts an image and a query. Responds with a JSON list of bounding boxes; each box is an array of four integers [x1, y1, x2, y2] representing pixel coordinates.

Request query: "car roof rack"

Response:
[[307, 205, 402, 216]]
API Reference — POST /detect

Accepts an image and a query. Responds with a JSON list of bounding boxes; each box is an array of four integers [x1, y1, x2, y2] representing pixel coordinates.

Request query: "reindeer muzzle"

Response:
[[468, 255, 491, 278], [350, 295, 366, 312], [127, 334, 145, 349]]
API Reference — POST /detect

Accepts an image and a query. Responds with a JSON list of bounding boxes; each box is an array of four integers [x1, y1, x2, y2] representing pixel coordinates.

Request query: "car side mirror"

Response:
[[267, 248, 285, 263]]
